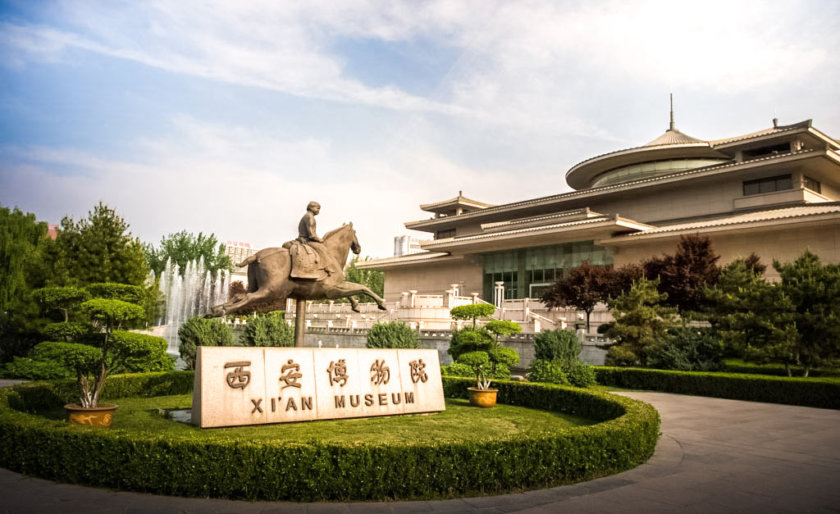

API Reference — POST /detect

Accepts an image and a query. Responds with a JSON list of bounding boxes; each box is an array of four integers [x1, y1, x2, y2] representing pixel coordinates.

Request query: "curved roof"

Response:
[[565, 129, 727, 190]]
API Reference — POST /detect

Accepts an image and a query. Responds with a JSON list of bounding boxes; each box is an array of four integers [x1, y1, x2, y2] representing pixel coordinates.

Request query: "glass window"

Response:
[[804, 176, 821, 193], [743, 174, 792, 196]]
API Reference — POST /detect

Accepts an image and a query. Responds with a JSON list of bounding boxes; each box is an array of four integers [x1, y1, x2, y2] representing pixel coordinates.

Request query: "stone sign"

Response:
[[191, 347, 445, 428]]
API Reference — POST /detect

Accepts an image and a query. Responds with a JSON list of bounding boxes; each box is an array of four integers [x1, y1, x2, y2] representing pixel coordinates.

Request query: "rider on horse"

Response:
[[289, 201, 339, 279]]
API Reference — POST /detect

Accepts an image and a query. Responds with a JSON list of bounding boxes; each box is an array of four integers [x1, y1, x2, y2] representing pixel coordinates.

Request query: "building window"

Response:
[[804, 176, 821, 194], [743, 142, 791, 160], [434, 229, 455, 239], [481, 241, 613, 300], [743, 174, 793, 196]]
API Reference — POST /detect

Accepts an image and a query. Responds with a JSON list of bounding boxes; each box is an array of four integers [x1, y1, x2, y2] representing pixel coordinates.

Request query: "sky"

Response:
[[1, 0, 838, 259]]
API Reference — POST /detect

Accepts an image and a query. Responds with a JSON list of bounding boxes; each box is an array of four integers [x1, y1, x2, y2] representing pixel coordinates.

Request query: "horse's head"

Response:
[[349, 223, 361, 255]]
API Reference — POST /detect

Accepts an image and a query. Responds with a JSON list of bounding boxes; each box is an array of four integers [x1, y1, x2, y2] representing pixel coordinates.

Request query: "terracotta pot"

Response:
[[467, 387, 498, 408], [64, 403, 118, 427]]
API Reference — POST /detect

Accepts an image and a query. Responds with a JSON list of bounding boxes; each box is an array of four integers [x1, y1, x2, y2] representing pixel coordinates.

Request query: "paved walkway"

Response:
[[2, 392, 839, 513]]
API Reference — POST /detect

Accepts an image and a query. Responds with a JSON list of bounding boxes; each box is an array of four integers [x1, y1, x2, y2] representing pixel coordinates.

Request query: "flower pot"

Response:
[[64, 403, 118, 427], [467, 387, 498, 408]]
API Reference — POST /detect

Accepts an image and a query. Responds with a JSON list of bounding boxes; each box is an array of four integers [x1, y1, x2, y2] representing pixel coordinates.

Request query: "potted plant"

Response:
[[458, 351, 498, 407], [61, 295, 145, 427]]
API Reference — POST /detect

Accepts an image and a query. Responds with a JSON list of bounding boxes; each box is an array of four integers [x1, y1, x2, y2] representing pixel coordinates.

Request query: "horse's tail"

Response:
[[237, 255, 257, 267]]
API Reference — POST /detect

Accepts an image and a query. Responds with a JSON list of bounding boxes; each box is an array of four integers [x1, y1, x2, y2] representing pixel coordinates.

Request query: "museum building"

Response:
[[359, 117, 840, 304]]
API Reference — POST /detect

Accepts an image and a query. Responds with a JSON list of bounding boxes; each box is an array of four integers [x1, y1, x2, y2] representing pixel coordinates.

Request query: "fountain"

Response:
[[153, 257, 230, 356]]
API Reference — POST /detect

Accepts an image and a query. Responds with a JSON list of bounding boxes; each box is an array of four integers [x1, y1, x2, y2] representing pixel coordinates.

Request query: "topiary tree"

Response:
[[33, 286, 89, 323], [366, 322, 419, 348], [107, 331, 174, 374], [533, 329, 582, 368], [450, 303, 496, 328], [448, 326, 494, 360], [74, 298, 146, 407], [485, 320, 522, 341], [242, 312, 294, 347], [457, 351, 492, 389], [178, 316, 234, 369]]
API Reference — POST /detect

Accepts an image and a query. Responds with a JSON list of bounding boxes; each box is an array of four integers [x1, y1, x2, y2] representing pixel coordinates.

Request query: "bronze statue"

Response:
[[209, 207, 386, 318]]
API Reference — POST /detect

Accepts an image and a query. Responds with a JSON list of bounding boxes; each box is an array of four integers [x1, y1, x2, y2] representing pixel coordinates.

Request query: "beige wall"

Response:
[[383, 259, 484, 302], [611, 223, 840, 281]]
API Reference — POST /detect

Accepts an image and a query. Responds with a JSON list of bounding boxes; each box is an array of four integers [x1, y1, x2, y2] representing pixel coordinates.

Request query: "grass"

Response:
[[38, 395, 597, 444]]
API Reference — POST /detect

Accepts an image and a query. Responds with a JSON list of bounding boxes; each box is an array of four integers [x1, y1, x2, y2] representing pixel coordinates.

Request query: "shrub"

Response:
[[85, 283, 146, 305], [534, 329, 581, 367], [646, 326, 723, 372], [242, 312, 293, 347], [594, 366, 840, 409], [178, 317, 234, 369], [566, 361, 597, 388], [366, 322, 419, 349], [0, 374, 660, 501], [2, 357, 69, 380], [450, 303, 495, 327], [528, 359, 569, 385], [440, 362, 474, 377], [447, 327, 494, 360], [108, 331, 174, 374]]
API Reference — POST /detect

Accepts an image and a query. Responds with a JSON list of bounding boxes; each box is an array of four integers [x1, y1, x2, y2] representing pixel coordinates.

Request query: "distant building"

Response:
[[359, 116, 840, 304], [46, 223, 58, 240], [225, 241, 256, 287], [393, 235, 428, 257]]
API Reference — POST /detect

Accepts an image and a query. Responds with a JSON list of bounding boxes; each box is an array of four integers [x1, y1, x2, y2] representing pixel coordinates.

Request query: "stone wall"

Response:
[[234, 326, 609, 368]]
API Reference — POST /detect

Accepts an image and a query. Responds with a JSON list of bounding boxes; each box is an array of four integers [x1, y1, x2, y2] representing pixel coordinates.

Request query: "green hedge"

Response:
[[722, 359, 840, 378], [0, 372, 659, 501], [595, 366, 840, 409]]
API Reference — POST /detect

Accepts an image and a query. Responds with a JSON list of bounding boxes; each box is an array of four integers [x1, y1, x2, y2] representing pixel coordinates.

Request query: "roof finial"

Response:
[[669, 93, 675, 131]]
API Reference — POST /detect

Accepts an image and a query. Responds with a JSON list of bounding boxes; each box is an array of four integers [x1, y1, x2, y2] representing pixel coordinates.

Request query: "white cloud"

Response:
[[0, 116, 517, 258]]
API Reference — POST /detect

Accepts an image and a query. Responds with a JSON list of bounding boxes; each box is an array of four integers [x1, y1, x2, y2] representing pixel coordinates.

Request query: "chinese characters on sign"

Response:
[[280, 359, 302, 389], [224, 361, 251, 389], [370, 359, 390, 385], [327, 359, 348, 386], [409, 359, 428, 383], [193, 348, 445, 428]]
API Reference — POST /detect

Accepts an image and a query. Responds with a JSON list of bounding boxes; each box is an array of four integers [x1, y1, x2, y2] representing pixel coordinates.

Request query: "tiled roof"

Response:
[[644, 129, 704, 146], [406, 149, 823, 229], [613, 203, 840, 239]]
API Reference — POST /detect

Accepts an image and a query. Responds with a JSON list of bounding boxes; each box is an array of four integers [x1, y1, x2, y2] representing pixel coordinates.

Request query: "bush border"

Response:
[[0, 372, 659, 501], [595, 366, 840, 409]]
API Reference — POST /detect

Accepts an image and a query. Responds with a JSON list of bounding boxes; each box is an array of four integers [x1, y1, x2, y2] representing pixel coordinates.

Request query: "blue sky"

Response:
[[1, 0, 839, 258]]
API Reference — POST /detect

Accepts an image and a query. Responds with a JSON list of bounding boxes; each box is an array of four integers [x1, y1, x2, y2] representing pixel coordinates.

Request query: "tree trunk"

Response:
[[803, 365, 810, 378], [784, 363, 791, 377], [585, 309, 592, 332]]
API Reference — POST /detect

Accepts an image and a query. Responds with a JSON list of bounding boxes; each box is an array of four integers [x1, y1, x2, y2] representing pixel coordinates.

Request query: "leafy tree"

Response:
[[705, 258, 799, 375], [774, 251, 840, 376], [534, 329, 582, 368], [145, 231, 232, 278], [450, 303, 495, 328], [0, 206, 49, 360], [541, 261, 613, 331], [50, 202, 148, 286], [178, 317, 234, 369], [605, 279, 678, 366], [646, 327, 723, 371], [242, 312, 294, 347], [366, 322, 419, 348], [643, 234, 720, 314], [344, 256, 384, 299]]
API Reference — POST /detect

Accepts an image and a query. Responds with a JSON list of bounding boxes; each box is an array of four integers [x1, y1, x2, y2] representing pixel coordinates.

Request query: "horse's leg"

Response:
[[326, 282, 388, 310], [348, 296, 360, 313]]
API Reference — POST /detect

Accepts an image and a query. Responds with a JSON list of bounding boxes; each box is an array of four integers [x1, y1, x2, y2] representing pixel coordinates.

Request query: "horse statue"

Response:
[[208, 223, 387, 317]]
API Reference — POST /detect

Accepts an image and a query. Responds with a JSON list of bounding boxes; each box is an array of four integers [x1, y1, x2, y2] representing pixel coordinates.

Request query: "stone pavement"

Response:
[[2, 392, 838, 513]]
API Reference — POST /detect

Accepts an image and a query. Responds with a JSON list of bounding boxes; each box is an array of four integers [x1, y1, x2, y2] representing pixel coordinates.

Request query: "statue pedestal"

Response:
[[295, 299, 306, 347]]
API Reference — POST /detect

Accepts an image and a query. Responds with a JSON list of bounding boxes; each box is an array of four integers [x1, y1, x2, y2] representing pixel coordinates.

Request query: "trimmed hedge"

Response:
[[595, 366, 840, 410], [0, 372, 659, 501]]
